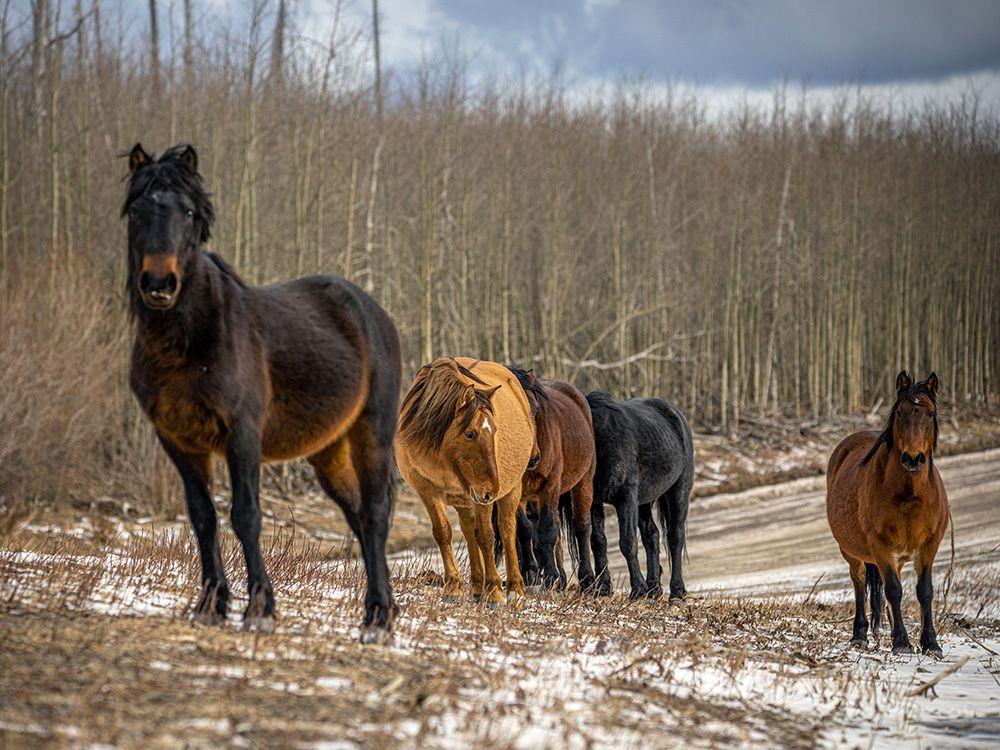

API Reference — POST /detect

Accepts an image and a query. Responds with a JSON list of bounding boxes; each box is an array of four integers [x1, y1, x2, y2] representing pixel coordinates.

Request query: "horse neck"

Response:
[[134, 250, 225, 356]]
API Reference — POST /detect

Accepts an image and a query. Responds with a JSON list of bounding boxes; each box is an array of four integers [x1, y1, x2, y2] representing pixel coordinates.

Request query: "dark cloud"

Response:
[[436, 0, 1000, 86]]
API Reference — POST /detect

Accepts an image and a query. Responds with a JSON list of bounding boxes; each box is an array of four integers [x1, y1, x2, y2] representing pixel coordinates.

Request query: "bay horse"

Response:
[[505, 368, 597, 592], [124, 144, 401, 643], [396, 358, 534, 605], [827, 371, 947, 656], [587, 391, 695, 599]]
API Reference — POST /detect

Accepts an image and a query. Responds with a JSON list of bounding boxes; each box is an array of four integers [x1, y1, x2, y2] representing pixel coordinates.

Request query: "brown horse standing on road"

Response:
[[396, 358, 535, 605], [826, 371, 948, 656], [506, 369, 597, 592], [124, 144, 401, 642]]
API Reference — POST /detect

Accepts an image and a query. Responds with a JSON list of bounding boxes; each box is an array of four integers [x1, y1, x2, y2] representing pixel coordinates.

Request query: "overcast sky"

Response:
[[25, 0, 1000, 111], [323, 0, 1000, 110]]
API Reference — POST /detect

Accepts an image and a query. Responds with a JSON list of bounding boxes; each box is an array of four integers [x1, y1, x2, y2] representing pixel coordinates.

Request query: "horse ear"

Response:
[[178, 145, 198, 172], [895, 370, 912, 394], [482, 385, 502, 401], [925, 372, 939, 397], [525, 369, 537, 382], [456, 384, 476, 409], [129, 143, 152, 173]]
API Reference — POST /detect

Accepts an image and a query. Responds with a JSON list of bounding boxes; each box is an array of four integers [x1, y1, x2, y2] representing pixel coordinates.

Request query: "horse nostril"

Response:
[[917, 452, 926, 464], [141, 271, 178, 295], [483, 492, 492, 503]]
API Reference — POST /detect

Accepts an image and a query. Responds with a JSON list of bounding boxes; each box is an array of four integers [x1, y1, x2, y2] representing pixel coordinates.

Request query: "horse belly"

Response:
[[261, 384, 367, 462]]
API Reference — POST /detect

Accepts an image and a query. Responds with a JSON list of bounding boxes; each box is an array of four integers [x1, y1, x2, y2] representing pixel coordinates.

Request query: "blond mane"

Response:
[[399, 359, 493, 452]]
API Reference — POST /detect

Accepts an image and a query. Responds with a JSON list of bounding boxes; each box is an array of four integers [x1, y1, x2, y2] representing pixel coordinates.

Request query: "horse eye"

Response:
[[186, 209, 194, 218], [464, 431, 476, 440]]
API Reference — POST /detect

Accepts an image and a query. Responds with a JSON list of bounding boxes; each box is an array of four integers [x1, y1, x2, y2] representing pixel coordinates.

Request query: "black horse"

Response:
[[124, 143, 401, 642], [586, 391, 695, 599]]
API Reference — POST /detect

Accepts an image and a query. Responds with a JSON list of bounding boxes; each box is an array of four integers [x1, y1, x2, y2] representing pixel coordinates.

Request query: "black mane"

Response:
[[861, 379, 939, 465], [506, 367, 548, 403]]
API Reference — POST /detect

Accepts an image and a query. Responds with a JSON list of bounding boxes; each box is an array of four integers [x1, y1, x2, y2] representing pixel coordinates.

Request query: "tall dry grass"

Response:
[[0, 268, 178, 514]]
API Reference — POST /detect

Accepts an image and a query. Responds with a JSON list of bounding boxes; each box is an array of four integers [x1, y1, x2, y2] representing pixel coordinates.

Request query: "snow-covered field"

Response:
[[2, 450, 999, 748]]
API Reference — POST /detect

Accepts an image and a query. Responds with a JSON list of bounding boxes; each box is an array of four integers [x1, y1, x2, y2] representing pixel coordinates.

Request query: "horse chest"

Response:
[[150, 375, 227, 454]]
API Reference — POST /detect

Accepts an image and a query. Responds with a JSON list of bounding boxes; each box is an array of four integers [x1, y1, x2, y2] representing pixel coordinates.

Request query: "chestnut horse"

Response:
[[124, 144, 401, 642], [826, 371, 948, 656], [505, 368, 597, 592], [396, 358, 534, 605]]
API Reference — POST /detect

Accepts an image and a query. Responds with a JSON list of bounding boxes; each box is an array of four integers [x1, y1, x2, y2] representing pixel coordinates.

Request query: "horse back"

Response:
[[535, 380, 596, 493]]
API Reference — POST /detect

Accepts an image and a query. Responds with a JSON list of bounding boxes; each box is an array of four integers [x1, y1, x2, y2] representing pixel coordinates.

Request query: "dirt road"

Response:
[[607, 447, 1000, 598]]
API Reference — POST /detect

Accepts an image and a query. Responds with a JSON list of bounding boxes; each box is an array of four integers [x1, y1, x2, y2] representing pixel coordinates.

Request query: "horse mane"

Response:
[[399, 360, 492, 452], [861, 379, 939, 465], [206, 251, 247, 287], [122, 144, 215, 243], [506, 367, 548, 402]]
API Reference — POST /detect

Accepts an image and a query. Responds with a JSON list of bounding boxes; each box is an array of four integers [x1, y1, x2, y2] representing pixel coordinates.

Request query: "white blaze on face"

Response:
[[481, 416, 492, 433]]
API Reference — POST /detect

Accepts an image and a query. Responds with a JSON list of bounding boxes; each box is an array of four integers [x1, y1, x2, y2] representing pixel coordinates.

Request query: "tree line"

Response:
[[1, 0, 998, 508]]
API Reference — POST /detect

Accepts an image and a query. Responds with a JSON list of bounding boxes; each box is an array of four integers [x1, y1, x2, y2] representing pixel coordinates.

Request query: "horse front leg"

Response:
[[420, 493, 462, 601], [495, 490, 525, 599], [226, 425, 274, 632], [916, 556, 943, 657], [159, 437, 229, 623], [878, 560, 913, 654], [456, 507, 486, 599]]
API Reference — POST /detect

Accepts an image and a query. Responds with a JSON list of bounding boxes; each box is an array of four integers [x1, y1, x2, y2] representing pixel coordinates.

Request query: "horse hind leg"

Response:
[[844, 554, 869, 647], [309, 428, 395, 643], [865, 562, 884, 639], [915, 555, 942, 658], [589, 500, 613, 596], [660, 467, 692, 601], [637, 503, 663, 598], [346, 417, 400, 644]]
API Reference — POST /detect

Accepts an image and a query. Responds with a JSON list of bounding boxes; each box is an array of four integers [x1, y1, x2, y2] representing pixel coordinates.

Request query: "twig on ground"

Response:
[[905, 655, 970, 698]]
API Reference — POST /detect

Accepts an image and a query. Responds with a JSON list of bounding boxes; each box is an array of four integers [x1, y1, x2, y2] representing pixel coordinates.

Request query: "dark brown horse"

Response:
[[826, 371, 948, 656], [506, 369, 597, 592], [124, 144, 401, 642]]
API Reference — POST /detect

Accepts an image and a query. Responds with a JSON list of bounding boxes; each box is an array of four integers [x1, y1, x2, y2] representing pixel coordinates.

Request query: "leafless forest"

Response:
[[1, 1, 998, 512]]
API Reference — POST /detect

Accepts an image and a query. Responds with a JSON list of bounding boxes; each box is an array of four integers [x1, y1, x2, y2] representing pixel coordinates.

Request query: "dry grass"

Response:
[[2, 523, 997, 749]]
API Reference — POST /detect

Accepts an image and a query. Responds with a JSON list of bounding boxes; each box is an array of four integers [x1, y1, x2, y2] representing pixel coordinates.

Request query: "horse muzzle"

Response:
[[140, 257, 181, 310], [900, 451, 926, 473]]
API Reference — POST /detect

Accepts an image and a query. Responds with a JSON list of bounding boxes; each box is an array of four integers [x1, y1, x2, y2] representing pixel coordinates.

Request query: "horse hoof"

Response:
[[471, 593, 483, 603], [360, 625, 393, 645], [485, 599, 501, 610], [669, 588, 686, 601], [892, 643, 915, 655], [849, 638, 868, 649], [443, 594, 460, 604], [629, 587, 647, 601], [923, 644, 944, 659], [645, 586, 664, 600], [242, 615, 274, 634], [190, 609, 225, 626]]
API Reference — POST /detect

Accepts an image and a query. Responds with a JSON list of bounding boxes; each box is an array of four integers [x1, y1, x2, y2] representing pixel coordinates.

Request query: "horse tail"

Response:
[[558, 494, 579, 569], [865, 563, 884, 628], [655, 493, 674, 556]]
